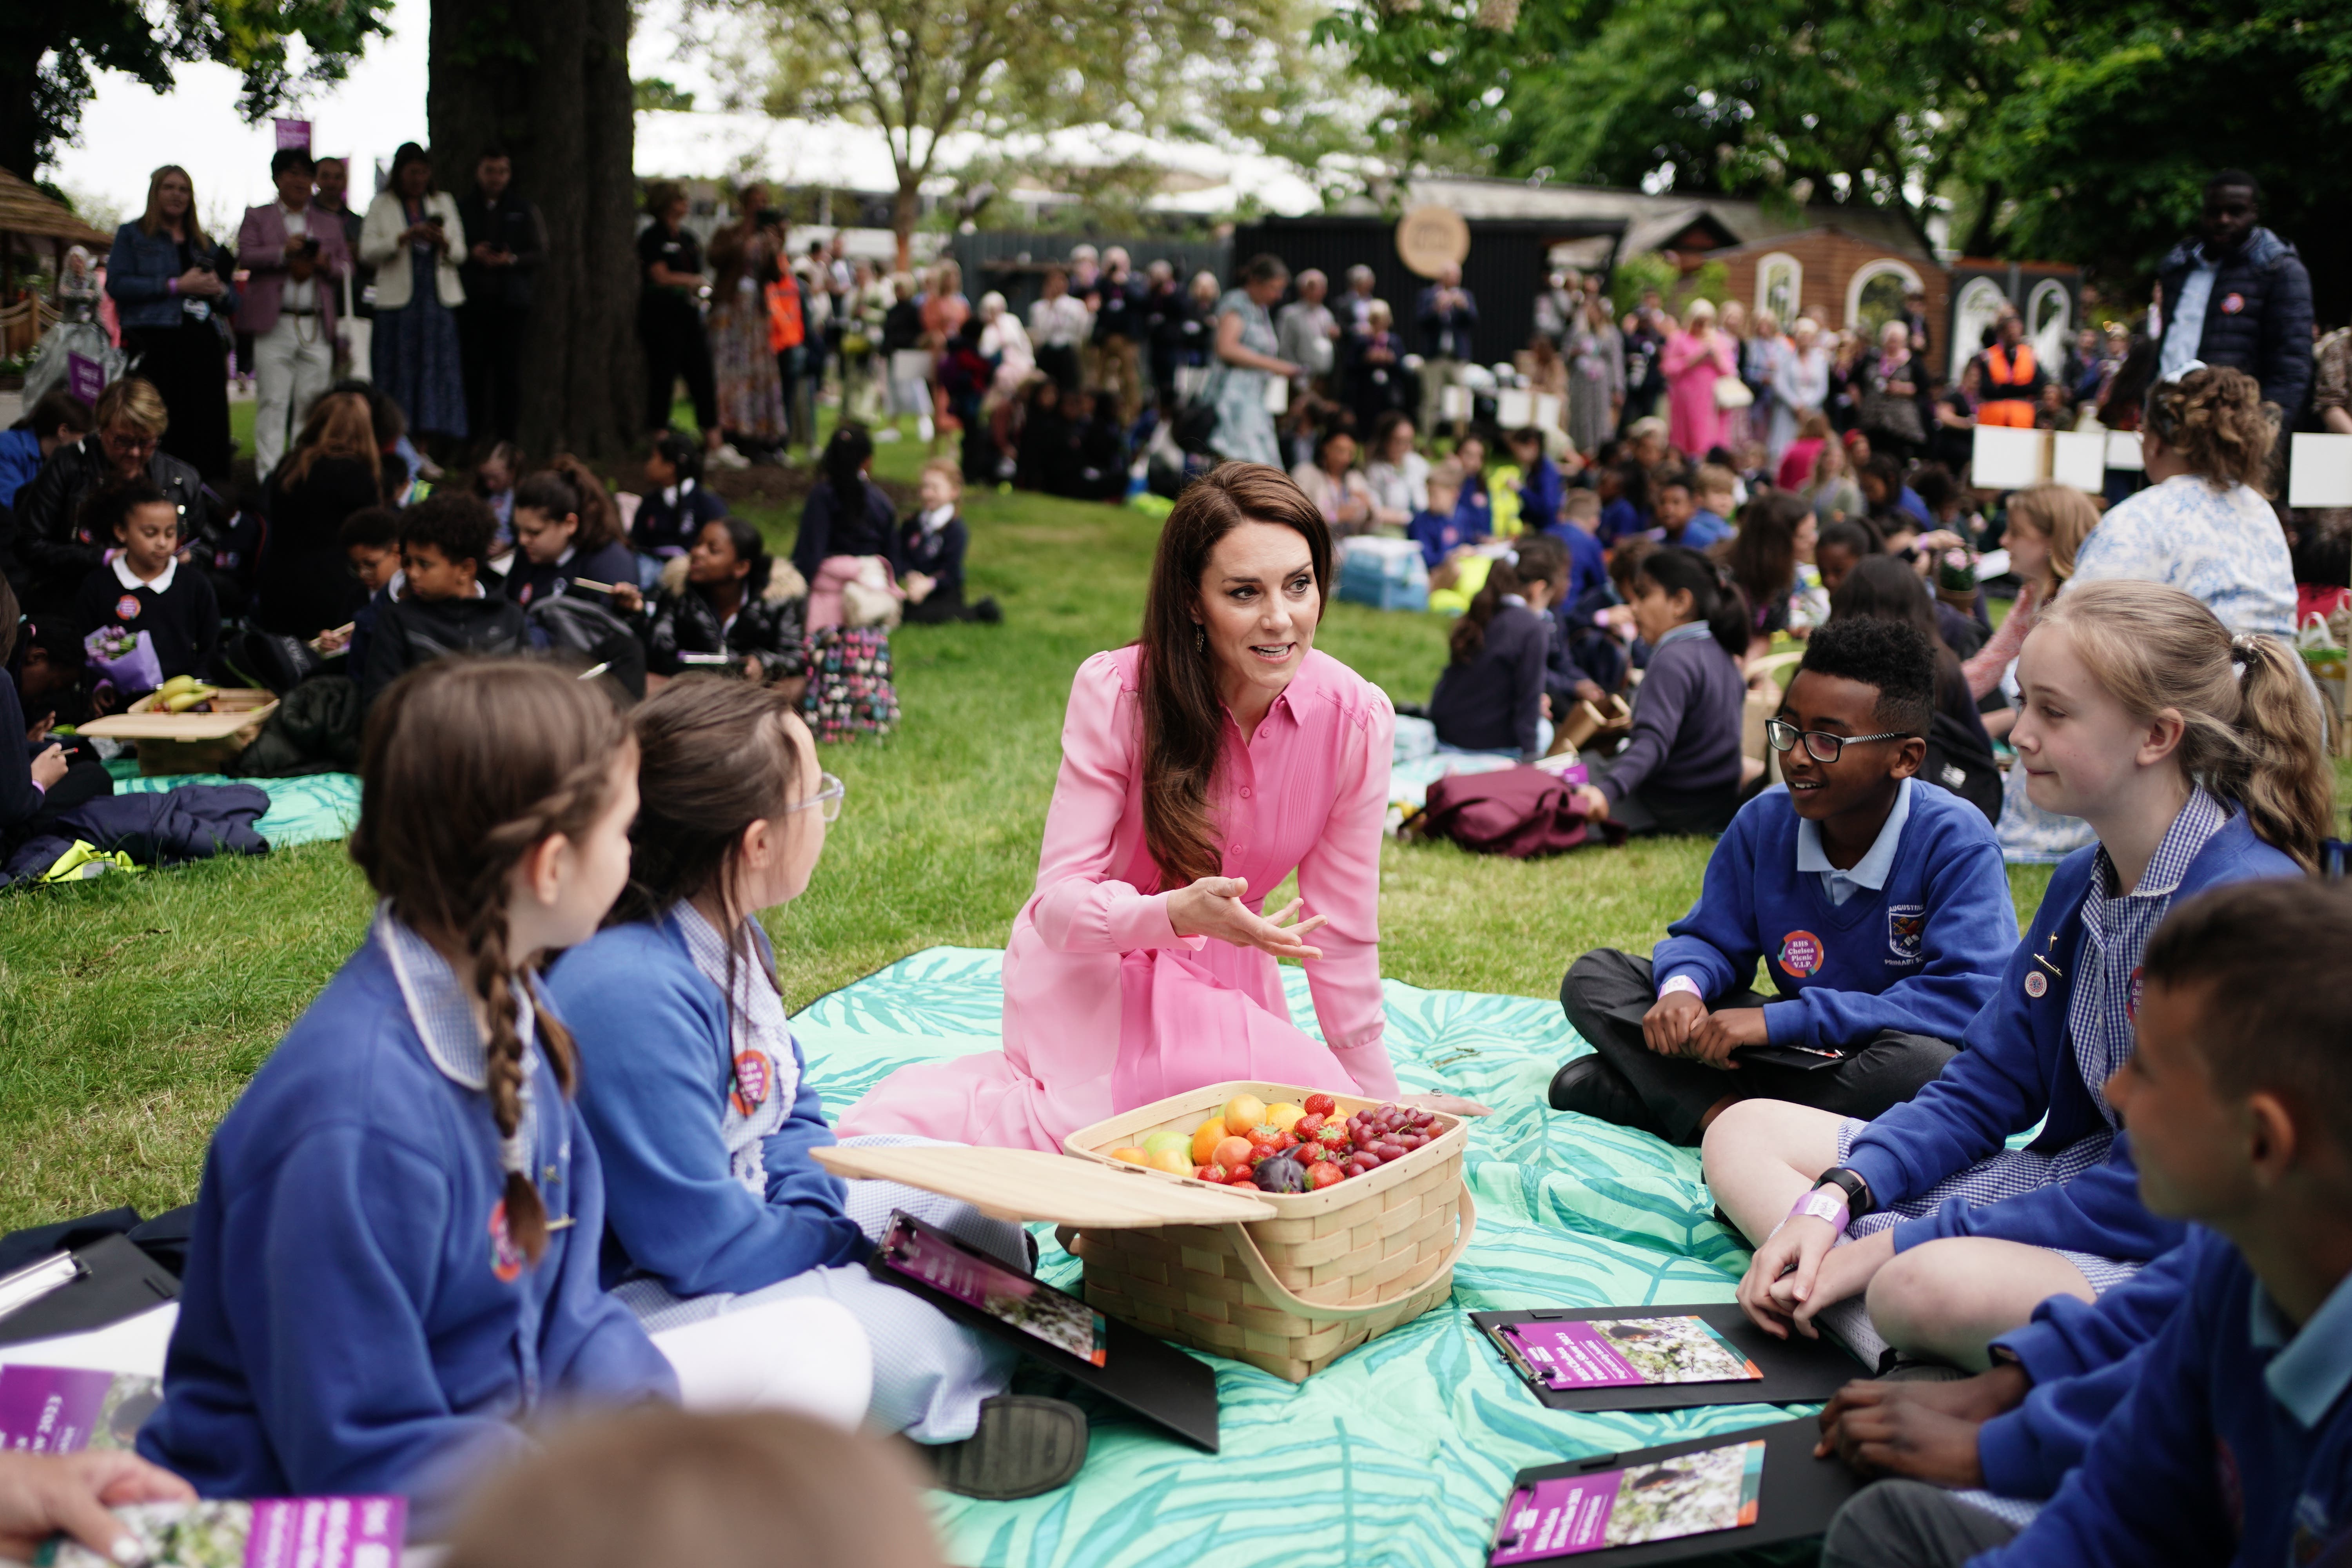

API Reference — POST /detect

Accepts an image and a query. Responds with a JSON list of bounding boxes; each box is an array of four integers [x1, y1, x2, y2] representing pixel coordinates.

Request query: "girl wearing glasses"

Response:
[[547, 679, 1082, 1498], [1704, 583, 2328, 1374]]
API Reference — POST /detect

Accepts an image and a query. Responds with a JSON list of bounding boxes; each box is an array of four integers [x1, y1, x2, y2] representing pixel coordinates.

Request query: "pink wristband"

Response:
[[1784, 1185, 1850, 1234], [167, 277, 179, 296]]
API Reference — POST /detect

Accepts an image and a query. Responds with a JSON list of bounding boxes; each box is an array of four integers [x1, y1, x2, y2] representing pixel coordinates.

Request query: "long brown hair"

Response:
[[349, 659, 631, 1265], [2003, 482, 2099, 591], [2038, 581, 2331, 871], [1452, 535, 1566, 664], [2145, 365, 2274, 492], [281, 391, 382, 492], [1137, 463, 1332, 889], [1725, 490, 1809, 612], [138, 165, 209, 249]]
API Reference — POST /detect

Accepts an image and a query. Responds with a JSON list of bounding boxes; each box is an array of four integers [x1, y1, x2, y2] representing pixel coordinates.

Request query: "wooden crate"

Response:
[[80, 688, 277, 775]]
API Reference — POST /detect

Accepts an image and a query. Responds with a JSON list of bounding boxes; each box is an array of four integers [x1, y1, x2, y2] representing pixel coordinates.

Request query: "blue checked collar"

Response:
[[375, 902, 538, 1091], [2090, 786, 2226, 906]]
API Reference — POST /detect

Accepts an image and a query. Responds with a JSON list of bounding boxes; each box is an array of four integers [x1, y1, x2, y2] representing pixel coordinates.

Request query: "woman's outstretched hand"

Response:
[[1167, 876, 1329, 960]]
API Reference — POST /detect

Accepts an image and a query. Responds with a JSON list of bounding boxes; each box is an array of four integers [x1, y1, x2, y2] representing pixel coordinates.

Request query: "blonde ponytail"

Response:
[[2038, 582, 2330, 871]]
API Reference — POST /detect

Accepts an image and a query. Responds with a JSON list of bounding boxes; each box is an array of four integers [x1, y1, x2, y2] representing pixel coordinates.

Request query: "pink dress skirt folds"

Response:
[[840, 645, 1399, 1152]]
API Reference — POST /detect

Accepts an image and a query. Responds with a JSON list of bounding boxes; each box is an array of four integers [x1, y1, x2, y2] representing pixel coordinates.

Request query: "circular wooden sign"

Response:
[[1396, 205, 1471, 279]]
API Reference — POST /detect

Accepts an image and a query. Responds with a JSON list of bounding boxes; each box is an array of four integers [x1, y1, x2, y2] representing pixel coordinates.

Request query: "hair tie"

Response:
[[499, 1128, 529, 1176]]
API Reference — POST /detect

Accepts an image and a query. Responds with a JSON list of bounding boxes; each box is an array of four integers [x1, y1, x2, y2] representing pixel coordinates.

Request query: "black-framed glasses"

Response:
[[1765, 717, 1907, 764], [785, 771, 845, 823]]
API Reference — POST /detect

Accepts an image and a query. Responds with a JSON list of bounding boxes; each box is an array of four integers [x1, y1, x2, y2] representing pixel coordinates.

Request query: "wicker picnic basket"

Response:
[[1057, 1080, 1476, 1382]]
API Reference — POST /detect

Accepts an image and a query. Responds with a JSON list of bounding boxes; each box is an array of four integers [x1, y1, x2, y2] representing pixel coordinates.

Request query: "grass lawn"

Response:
[[0, 424, 2085, 1231]]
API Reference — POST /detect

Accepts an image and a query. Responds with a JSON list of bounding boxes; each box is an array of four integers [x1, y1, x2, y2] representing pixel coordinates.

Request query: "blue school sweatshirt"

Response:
[[1516, 456, 1564, 534], [1543, 521, 1608, 605], [1597, 495, 1644, 546], [1408, 506, 1486, 569], [1973, 1226, 2352, 1568], [1842, 814, 2298, 1262], [1595, 621, 1744, 811], [138, 918, 673, 1531], [544, 919, 869, 1298], [1974, 1244, 2196, 1499], [1429, 601, 1550, 758], [1650, 781, 2014, 1051]]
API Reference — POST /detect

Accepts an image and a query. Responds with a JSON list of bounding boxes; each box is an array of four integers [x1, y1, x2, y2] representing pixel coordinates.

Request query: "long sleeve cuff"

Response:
[[1975, 1410, 2047, 1501], [1332, 1041, 1398, 1099]]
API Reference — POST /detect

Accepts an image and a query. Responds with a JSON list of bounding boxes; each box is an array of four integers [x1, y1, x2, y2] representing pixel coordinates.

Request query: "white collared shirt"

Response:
[[280, 201, 317, 313], [113, 554, 175, 595], [917, 504, 955, 537]]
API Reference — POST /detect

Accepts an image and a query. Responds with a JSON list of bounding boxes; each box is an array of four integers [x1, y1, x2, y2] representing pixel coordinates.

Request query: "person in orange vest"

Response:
[[762, 218, 815, 461], [1973, 314, 2046, 427]]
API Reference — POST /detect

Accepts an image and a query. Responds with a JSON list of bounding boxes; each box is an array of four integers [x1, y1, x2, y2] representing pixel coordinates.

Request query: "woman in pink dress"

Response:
[[1661, 298, 1738, 458], [841, 463, 1402, 1152]]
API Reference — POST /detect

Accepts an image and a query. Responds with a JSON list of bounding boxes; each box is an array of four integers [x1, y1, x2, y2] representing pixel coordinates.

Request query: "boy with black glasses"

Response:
[[1552, 616, 2016, 1143]]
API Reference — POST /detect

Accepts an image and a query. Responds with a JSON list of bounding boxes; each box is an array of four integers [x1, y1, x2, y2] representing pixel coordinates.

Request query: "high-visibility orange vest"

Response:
[[1976, 343, 2038, 426], [766, 275, 805, 352]]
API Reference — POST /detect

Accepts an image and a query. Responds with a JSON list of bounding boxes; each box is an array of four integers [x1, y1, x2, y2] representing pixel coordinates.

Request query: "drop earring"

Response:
[[1195, 625, 1205, 653]]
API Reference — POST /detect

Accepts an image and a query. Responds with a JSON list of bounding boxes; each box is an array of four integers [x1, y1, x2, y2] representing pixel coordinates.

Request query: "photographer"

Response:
[[236, 147, 350, 479]]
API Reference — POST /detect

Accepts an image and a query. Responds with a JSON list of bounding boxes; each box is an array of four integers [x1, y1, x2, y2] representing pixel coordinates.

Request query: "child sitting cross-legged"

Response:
[[632, 516, 808, 705], [544, 677, 1087, 1499], [1817, 879, 2352, 1568], [321, 505, 401, 664], [897, 459, 1000, 624], [73, 482, 220, 687], [1552, 617, 2016, 1145], [1704, 581, 2329, 1371], [357, 495, 528, 707], [503, 456, 639, 609], [1428, 535, 1569, 762]]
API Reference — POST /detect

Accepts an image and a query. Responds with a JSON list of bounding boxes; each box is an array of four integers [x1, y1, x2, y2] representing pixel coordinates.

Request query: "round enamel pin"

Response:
[[2024, 971, 2048, 998], [1778, 930, 1826, 977], [114, 594, 141, 621], [730, 1050, 773, 1117], [487, 1200, 523, 1283]]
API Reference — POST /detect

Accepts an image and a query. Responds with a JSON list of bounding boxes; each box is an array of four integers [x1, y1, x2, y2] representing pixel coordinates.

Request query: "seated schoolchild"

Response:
[[898, 459, 1000, 624], [474, 441, 519, 552], [1, 581, 113, 858], [1596, 460, 1649, 546], [1556, 534, 1651, 697], [1705, 582, 2325, 1371], [546, 679, 1086, 1499], [1508, 426, 1565, 534], [137, 661, 680, 1533], [1692, 463, 1739, 546], [1430, 536, 1568, 762], [1650, 466, 1731, 552], [1819, 880, 2352, 1568], [356, 495, 528, 708], [1831, 557, 2002, 821], [503, 457, 639, 609], [73, 482, 220, 687], [1568, 546, 1747, 837], [634, 516, 808, 705], [1545, 488, 1608, 606], [628, 430, 728, 575], [1553, 617, 2016, 1145], [327, 506, 402, 666], [1450, 431, 1497, 539], [1407, 462, 1480, 569]]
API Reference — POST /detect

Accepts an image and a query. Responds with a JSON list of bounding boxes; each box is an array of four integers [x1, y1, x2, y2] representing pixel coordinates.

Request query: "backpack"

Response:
[[526, 594, 648, 701], [1417, 765, 1628, 858], [803, 626, 897, 741]]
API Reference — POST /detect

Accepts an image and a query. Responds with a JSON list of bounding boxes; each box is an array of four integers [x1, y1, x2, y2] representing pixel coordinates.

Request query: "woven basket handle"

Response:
[[1222, 1181, 1477, 1323]]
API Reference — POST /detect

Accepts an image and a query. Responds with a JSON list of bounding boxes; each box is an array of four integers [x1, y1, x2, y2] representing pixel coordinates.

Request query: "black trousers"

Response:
[[126, 323, 232, 479], [1036, 343, 1081, 392], [461, 302, 529, 444], [640, 301, 717, 432], [1561, 948, 1958, 1146], [1580, 748, 1740, 837], [1821, 1480, 2022, 1568]]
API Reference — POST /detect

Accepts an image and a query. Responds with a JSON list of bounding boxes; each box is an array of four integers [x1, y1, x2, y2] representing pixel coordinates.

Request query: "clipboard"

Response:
[[1490, 1417, 1864, 1565], [0, 1236, 181, 1349], [1472, 1302, 1864, 1412], [864, 1210, 1223, 1453]]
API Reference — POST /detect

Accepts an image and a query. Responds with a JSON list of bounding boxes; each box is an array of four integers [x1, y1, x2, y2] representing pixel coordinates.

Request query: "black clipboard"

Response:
[[864, 1210, 1222, 1453], [1491, 1417, 1863, 1566], [0, 1235, 181, 1348], [1473, 1303, 1864, 1412]]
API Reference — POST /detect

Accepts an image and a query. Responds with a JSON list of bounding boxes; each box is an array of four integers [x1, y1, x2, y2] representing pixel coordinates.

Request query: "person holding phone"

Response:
[[360, 142, 469, 457], [236, 147, 350, 479], [105, 165, 238, 477]]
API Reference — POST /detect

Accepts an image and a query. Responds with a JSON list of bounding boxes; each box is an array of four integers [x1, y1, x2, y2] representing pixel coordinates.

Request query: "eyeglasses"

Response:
[[102, 430, 158, 453], [1764, 718, 1908, 764], [785, 771, 846, 823]]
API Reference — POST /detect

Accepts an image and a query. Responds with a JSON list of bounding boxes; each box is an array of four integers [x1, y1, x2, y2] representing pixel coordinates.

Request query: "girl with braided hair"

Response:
[[138, 657, 676, 1533]]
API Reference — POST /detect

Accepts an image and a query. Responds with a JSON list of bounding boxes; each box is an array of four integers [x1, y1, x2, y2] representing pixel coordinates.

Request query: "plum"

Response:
[[1254, 1152, 1309, 1194]]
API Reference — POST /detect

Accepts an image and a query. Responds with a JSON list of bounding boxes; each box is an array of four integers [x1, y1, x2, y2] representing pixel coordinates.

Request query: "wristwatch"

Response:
[[1812, 1167, 1875, 1219]]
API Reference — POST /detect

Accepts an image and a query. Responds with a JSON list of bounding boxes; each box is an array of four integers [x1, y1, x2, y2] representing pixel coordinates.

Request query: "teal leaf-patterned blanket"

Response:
[[794, 949, 1791, 1568]]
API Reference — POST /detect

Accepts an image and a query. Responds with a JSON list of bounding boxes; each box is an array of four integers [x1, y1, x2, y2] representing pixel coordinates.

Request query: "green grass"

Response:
[[0, 430, 2080, 1230]]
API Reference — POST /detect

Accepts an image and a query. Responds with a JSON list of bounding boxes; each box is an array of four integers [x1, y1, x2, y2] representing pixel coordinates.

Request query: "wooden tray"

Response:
[[81, 688, 277, 775]]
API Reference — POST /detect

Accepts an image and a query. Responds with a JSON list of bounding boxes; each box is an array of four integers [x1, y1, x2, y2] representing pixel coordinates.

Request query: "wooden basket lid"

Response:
[[814, 1144, 1278, 1227], [82, 689, 279, 741]]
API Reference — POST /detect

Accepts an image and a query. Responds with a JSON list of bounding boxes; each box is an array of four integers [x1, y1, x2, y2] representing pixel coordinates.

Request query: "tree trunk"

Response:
[[893, 174, 919, 272], [429, 0, 639, 458]]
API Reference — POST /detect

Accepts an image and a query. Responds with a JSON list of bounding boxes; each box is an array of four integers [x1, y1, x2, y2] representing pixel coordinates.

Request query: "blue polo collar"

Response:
[[2252, 1265, 2352, 1429], [1796, 777, 1913, 899]]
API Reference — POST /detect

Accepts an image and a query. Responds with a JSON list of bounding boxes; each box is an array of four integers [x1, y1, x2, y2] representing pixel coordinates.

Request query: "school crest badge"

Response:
[[1887, 905, 1926, 962]]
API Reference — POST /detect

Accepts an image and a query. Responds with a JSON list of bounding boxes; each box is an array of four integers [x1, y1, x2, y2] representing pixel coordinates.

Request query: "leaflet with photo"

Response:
[[1499, 1315, 1762, 1390], [38, 1496, 406, 1568], [0, 1364, 162, 1452], [875, 1210, 1108, 1367], [1490, 1441, 1765, 1563]]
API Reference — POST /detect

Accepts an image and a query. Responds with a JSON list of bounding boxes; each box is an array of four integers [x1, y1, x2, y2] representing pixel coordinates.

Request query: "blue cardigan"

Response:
[[546, 920, 869, 1298], [1844, 813, 2299, 1260], [138, 927, 672, 1531], [1651, 782, 2015, 1051], [1975, 1227, 2352, 1568]]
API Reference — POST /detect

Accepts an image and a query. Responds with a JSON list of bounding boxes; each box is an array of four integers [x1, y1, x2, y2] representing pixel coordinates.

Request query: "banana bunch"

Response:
[[156, 675, 220, 713]]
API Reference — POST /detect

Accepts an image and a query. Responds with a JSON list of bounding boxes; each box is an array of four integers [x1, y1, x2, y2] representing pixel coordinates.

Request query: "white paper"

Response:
[[1263, 375, 1289, 415], [1971, 425, 2046, 490], [1534, 393, 1562, 431], [1495, 388, 1534, 428], [1441, 385, 1472, 420], [2104, 429, 2143, 472], [2289, 433, 2352, 509], [0, 1303, 178, 1377], [1974, 548, 2012, 581], [2051, 430, 2106, 493]]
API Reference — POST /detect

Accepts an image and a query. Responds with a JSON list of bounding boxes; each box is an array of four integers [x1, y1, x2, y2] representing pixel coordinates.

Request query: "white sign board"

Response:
[[1971, 425, 2046, 491], [2104, 430, 2143, 472], [1534, 393, 1563, 431], [2288, 433, 2352, 509], [2051, 430, 2106, 493], [1495, 389, 1534, 429]]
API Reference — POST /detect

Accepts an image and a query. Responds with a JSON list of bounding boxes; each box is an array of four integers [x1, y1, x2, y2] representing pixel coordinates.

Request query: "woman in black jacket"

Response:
[[641, 514, 808, 702], [256, 390, 381, 637]]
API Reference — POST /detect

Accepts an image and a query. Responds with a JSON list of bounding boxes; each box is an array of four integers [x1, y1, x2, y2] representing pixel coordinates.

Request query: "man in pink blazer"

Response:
[[235, 147, 350, 478]]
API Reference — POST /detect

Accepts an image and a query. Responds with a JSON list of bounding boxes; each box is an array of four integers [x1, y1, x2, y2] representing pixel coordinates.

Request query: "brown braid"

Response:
[[352, 657, 629, 1267]]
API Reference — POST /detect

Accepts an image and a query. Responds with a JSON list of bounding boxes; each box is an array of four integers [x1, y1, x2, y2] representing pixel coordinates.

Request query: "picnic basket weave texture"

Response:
[[1061, 1081, 1475, 1382]]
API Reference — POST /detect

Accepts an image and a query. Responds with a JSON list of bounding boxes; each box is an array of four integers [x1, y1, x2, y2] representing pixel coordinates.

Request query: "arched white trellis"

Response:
[[1951, 277, 2011, 364], [1845, 257, 1926, 332], [1754, 252, 1803, 328], [2027, 278, 2072, 371]]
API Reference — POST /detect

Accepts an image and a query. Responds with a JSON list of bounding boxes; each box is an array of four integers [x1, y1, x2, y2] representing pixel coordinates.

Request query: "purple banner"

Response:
[[67, 351, 104, 405], [273, 118, 312, 151]]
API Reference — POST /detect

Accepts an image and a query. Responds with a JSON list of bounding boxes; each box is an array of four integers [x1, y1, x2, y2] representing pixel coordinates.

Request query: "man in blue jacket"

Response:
[[1819, 878, 2352, 1568], [1552, 617, 2016, 1144], [2156, 170, 2314, 419]]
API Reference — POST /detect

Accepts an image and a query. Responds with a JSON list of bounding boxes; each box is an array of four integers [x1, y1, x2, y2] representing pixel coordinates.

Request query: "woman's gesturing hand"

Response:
[[1167, 876, 1330, 960]]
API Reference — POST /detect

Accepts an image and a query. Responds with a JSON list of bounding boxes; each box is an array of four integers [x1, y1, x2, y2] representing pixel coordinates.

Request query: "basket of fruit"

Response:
[[80, 681, 279, 775], [1057, 1082, 1476, 1382]]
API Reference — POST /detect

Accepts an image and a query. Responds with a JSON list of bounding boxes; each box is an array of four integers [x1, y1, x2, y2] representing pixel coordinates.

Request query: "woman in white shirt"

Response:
[[1362, 410, 1429, 528]]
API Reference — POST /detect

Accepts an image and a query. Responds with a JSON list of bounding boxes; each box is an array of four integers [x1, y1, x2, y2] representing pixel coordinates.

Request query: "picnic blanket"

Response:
[[793, 947, 1794, 1568], [105, 768, 361, 849]]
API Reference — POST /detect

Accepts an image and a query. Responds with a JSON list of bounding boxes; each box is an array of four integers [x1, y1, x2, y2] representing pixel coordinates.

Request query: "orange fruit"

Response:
[[1224, 1094, 1268, 1134], [1192, 1118, 1230, 1164]]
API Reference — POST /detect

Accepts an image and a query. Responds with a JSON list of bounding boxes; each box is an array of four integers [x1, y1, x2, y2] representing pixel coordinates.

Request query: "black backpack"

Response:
[[526, 594, 648, 701]]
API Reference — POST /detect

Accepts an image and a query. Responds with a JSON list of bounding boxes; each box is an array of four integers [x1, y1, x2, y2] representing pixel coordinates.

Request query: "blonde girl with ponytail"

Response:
[[139, 659, 679, 1535], [1706, 582, 2325, 1372]]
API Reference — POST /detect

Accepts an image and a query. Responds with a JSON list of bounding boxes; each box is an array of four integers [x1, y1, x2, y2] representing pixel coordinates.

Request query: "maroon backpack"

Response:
[[1418, 766, 1629, 858]]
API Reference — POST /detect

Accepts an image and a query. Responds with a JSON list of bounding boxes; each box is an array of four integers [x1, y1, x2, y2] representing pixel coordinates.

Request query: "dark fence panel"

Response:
[[948, 231, 1232, 321]]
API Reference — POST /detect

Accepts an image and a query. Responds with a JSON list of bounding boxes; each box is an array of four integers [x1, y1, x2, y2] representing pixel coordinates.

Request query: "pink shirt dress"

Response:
[[840, 644, 1399, 1151]]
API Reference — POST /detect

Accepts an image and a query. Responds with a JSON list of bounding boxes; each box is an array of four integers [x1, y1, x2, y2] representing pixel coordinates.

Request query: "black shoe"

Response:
[[974, 595, 1003, 623], [1547, 1055, 1667, 1137], [926, 1395, 1088, 1499]]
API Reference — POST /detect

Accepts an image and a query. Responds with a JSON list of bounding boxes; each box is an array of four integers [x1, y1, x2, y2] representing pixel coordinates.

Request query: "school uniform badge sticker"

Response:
[[1886, 906, 1926, 962], [487, 1201, 523, 1283], [730, 1051, 773, 1118], [114, 595, 141, 621], [1778, 930, 1825, 977]]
